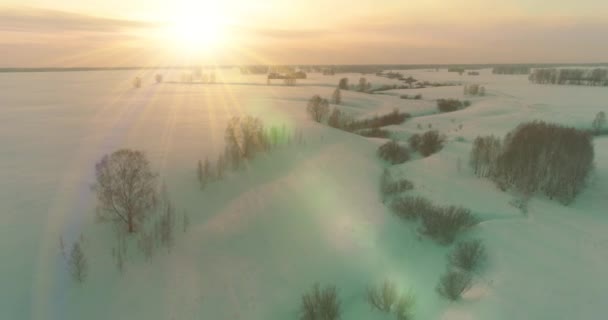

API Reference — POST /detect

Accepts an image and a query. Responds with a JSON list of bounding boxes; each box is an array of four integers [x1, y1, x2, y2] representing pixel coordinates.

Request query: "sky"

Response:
[[1, 0, 607, 67]]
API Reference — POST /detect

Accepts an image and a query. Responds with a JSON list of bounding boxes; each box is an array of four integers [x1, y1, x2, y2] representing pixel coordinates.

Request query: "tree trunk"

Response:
[[127, 215, 135, 233]]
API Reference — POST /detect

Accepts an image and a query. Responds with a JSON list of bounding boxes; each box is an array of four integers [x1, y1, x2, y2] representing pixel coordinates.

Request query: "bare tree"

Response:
[[68, 242, 87, 283], [592, 111, 606, 134], [307, 95, 330, 122], [93, 149, 158, 234], [331, 87, 342, 104], [300, 283, 341, 320]]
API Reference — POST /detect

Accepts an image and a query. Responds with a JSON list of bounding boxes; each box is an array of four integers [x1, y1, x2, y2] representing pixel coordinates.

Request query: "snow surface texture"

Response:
[[0, 68, 606, 320]]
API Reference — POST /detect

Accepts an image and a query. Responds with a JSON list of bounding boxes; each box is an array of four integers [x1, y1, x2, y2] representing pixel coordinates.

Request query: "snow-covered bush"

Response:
[[408, 134, 421, 150], [436, 270, 472, 301], [416, 130, 445, 157], [390, 195, 432, 220], [420, 206, 478, 244], [377, 140, 410, 164], [299, 284, 341, 320], [449, 239, 486, 272]]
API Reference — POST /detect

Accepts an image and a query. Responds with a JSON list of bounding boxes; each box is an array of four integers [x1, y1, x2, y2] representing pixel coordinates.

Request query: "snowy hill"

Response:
[[0, 68, 606, 320]]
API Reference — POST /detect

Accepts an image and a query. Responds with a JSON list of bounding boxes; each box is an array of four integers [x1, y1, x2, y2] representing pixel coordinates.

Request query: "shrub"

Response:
[[449, 239, 486, 272], [299, 284, 341, 320], [307, 95, 330, 122], [391, 196, 433, 220], [380, 170, 414, 199], [408, 134, 421, 150], [418, 130, 445, 157], [437, 99, 464, 112], [436, 270, 472, 301], [377, 140, 410, 164], [420, 206, 478, 244]]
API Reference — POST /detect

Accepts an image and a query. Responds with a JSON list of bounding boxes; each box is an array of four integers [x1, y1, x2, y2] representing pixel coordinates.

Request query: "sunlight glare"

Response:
[[164, 3, 229, 54]]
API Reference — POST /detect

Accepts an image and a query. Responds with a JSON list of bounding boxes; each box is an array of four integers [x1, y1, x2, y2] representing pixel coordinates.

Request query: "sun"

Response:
[[165, 9, 228, 53]]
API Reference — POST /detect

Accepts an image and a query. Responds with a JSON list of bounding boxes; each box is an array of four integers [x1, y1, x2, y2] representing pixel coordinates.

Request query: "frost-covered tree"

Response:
[[68, 242, 87, 283], [307, 95, 330, 122], [93, 149, 158, 233]]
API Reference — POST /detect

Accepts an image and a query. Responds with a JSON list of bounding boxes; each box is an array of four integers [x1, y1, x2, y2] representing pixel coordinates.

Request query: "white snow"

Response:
[[0, 68, 606, 320]]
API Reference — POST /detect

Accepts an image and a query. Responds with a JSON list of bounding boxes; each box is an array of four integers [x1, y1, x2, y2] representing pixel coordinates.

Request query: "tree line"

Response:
[[529, 68, 608, 86]]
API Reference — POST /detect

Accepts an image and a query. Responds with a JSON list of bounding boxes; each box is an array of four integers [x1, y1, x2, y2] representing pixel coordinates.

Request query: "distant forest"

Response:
[[529, 68, 608, 86], [3, 63, 608, 74]]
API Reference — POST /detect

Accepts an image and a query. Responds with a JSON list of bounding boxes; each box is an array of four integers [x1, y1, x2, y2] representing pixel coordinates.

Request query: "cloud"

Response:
[[0, 7, 162, 33]]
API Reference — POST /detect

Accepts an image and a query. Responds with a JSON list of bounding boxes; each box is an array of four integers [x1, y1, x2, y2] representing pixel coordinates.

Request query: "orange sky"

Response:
[[1, 1, 607, 66]]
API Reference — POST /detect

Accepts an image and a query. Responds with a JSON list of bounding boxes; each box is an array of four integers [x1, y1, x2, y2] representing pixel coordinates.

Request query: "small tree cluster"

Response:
[[357, 77, 372, 92], [328, 108, 350, 129], [437, 99, 466, 112], [307, 95, 330, 122], [358, 127, 390, 138], [470, 121, 594, 204], [390, 196, 478, 244], [463, 84, 485, 96], [198, 119, 304, 189], [492, 66, 530, 75], [338, 78, 349, 90], [366, 280, 415, 320], [377, 141, 410, 164], [299, 284, 341, 320], [390, 195, 432, 220], [380, 169, 414, 200], [400, 94, 422, 100], [343, 109, 409, 132], [409, 131, 445, 157]]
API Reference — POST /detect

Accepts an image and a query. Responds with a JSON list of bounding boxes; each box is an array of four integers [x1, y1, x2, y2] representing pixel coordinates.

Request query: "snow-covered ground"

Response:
[[0, 68, 606, 320]]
